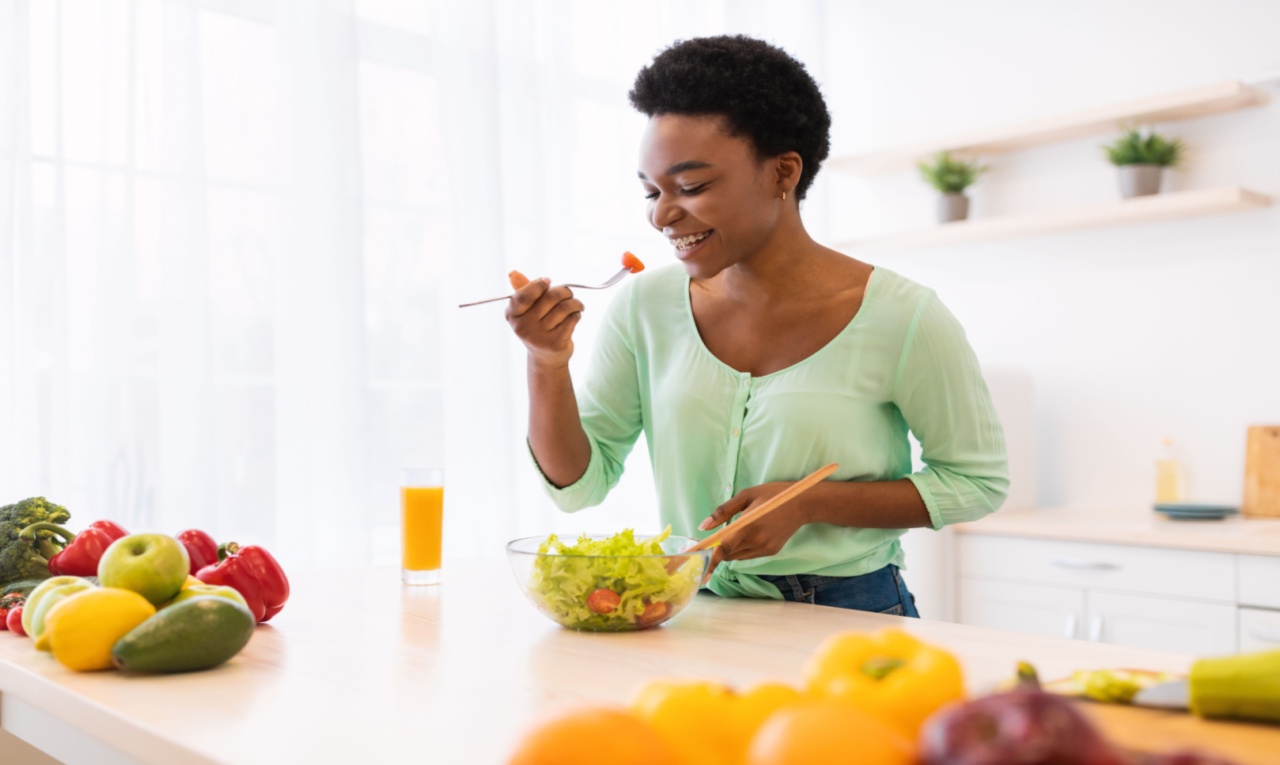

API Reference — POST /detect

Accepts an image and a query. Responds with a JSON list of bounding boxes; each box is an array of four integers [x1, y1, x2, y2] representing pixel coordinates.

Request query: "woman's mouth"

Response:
[[671, 230, 713, 255]]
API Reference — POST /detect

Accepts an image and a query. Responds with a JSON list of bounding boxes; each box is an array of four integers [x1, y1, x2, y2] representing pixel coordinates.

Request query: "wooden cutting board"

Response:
[[1243, 425, 1280, 518]]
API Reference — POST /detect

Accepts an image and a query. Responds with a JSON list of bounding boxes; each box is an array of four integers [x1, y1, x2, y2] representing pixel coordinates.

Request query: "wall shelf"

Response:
[[835, 187, 1272, 253], [831, 80, 1269, 176]]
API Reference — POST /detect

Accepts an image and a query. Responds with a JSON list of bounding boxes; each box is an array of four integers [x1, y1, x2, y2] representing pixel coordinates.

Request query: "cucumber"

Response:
[[111, 596, 255, 673]]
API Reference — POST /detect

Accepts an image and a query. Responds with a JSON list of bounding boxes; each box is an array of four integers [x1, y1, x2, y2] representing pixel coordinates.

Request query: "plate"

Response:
[[1154, 503, 1239, 520]]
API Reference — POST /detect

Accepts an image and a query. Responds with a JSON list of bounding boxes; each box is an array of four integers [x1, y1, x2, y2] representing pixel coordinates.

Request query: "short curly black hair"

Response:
[[629, 35, 831, 201]]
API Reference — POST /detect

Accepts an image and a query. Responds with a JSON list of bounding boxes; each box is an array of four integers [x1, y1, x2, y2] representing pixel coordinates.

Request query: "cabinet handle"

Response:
[[1088, 615, 1104, 642], [1246, 624, 1280, 644], [1050, 557, 1120, 571], [1063, 612, 1079, 639]]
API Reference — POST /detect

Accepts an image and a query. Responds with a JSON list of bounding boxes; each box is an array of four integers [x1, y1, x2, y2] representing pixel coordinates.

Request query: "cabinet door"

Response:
[[1086, 592, 1237, 655], [1239, 607, 1280, 652], [958, 577, 1084, 640]]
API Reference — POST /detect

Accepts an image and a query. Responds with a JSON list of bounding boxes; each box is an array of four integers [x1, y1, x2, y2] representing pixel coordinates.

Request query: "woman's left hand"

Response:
[[699, 482, 812, 579]]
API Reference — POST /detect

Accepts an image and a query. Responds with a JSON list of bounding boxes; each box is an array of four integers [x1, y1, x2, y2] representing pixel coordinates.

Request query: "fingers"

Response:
[[508, 270, 530, 290], [506, 278, 550, 319], [699, 494, 750, 531]]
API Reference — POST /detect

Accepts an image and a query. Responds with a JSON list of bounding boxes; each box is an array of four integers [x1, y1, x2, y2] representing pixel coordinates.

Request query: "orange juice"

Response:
[[401, 485, 443, 571]]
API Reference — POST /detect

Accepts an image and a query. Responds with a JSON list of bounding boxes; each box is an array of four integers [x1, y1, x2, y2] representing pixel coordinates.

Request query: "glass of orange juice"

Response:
[[401, 468, 444, 585]]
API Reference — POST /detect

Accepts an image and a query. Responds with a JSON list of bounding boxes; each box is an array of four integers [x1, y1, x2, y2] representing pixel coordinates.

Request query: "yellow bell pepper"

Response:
[[802, 628, 965, 738]]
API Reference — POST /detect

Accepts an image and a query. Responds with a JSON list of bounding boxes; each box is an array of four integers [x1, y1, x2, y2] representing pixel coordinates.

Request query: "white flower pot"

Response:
[[937, 193, 970, 223], [1118, 164, 1165, 198]]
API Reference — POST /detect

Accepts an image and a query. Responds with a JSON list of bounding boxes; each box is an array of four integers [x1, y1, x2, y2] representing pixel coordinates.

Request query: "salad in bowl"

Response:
[[506, 527, 710, 632]]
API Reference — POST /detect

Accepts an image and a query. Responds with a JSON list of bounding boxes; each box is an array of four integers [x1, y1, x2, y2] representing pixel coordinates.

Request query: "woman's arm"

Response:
[[506, 275, 591, 487]]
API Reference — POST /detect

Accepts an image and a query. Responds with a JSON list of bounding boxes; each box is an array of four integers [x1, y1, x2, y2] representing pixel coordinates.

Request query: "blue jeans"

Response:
[[757, 565, 920, 616]]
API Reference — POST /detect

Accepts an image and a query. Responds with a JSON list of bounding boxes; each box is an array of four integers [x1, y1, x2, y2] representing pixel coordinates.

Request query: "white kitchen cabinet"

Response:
[[1239, 555, 1280, 609], [958, 578, 1085, 639], [958, 577, 1238, 655], [957, 535, 1243, 654], [1239, 607, 1280, 652], [1087, 591, 1237, 655]]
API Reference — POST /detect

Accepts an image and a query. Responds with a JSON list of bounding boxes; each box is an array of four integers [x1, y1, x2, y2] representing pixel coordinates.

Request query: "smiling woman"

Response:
[[500, 34, 1011, 614]]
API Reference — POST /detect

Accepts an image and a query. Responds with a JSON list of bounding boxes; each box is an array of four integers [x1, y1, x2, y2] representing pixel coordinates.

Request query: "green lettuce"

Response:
[[527, 527, 702, 632]]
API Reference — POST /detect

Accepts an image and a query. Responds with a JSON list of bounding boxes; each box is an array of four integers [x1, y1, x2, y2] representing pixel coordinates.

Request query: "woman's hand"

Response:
[[699, 482, 812, 579], [505, 270, 585, 368]]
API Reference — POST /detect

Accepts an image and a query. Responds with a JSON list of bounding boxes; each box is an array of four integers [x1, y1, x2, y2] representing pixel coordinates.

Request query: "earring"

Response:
[[782, 191, 788, 201]]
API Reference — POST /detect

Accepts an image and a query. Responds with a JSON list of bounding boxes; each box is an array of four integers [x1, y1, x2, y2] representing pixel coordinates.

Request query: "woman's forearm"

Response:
[[801, 479, 933, 530], [526, 358, 592, 488]]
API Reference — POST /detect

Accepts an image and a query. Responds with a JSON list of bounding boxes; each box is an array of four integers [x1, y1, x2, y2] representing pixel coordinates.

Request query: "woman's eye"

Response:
[[644, 190, 659, 200], [681, 184, 706, 195]]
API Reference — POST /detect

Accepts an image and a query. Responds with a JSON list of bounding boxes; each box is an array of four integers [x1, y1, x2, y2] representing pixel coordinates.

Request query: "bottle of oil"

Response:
[[1155, 438, 1185, 503]]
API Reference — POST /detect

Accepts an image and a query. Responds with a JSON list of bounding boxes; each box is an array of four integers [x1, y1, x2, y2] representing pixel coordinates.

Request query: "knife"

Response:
[[1037, 650, 1280, 724], [1131, 650, 1280, 724]]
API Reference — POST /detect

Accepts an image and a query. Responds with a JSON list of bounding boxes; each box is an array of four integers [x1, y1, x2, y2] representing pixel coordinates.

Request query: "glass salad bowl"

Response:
[[505, 530, 712, 632]]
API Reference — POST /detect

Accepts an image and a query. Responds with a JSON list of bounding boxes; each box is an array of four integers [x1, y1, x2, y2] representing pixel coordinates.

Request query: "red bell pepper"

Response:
[[196, 541, 290, 623], [20, 520, 129, 577], [176, 529, 220, 575]]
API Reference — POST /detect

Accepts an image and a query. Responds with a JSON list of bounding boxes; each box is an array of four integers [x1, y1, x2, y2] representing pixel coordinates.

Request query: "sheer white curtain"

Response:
[[0, 0, 831, 569]]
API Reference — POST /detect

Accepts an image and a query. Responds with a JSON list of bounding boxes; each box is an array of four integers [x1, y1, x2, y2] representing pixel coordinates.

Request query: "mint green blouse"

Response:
[[534, 265, 1008, 600]]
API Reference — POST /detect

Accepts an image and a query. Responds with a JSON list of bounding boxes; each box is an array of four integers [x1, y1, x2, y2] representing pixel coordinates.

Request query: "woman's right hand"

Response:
[[505, 270, 585, 368]]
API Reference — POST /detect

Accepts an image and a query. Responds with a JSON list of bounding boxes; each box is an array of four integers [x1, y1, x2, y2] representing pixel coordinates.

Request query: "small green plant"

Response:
[[1102, 128, 1183, 167], [917, 151, 987, 194]]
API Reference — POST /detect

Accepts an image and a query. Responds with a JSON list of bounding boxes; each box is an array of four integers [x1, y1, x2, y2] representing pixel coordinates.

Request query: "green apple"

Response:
[[164, 583, 249, 611], [98, 533, 191, 606]]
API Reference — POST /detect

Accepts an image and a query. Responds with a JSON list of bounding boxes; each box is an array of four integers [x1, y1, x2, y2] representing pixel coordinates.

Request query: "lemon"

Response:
[[37, 588, 157, 671]]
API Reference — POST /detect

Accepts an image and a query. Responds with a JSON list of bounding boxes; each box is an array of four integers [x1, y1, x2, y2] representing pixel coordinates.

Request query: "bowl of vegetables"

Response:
[[506, 527, 710, 632]]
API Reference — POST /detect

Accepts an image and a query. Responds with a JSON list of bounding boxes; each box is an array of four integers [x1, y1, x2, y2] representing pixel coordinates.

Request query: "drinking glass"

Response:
[[401, 468, 444, 585]]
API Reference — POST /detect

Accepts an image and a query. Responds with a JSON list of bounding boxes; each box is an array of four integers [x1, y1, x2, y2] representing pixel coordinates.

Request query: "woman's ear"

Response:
[[775, 151, 803, 198]]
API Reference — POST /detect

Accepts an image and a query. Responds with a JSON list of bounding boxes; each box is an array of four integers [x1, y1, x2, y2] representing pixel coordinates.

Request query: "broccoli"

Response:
[[1, 497, 71, 587]]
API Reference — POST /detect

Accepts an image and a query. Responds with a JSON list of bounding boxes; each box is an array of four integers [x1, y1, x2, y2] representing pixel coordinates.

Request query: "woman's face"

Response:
[[638, 114, 780, 279]]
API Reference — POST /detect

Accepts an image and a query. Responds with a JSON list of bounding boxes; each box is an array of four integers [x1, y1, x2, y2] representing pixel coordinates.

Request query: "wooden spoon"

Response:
[[666, 462, 840, 574]]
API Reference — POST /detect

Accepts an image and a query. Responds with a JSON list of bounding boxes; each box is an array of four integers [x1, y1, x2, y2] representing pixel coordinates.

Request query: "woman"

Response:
[[504, 35, 1008, 615]]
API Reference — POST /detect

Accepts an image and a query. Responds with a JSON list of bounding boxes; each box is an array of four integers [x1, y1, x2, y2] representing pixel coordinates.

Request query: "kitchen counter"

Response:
[[3, 562, 1280, 764], [956, 506, 1280, 556]]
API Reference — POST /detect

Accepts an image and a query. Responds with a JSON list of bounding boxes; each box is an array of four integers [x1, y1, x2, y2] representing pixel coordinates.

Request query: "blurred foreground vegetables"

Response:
[[0, 498, 71, 586], [506, 628, 1249, 765]]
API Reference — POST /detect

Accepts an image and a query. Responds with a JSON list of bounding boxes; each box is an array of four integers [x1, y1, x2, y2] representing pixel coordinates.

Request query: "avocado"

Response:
[[111, 596, 255, 673]]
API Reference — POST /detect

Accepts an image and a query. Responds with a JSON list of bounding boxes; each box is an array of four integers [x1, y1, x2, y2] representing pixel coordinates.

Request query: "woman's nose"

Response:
[[649, 195, 682, 230]]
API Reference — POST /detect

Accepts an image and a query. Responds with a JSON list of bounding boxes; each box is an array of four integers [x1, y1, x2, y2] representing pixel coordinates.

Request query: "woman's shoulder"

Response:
[[865, 266, 937, 318]]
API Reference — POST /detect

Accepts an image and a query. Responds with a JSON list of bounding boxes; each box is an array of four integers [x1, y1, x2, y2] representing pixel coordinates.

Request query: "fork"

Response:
[[457, 266, 633, 308]]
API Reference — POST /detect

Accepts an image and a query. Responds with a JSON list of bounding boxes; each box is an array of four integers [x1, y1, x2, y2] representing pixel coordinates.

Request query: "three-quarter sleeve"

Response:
[[893, 292, 1009, 529], [530, 282, 644, 512]]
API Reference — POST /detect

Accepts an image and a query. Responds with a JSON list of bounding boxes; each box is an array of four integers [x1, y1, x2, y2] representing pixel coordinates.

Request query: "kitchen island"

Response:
[[3, 562, 1279, 764]]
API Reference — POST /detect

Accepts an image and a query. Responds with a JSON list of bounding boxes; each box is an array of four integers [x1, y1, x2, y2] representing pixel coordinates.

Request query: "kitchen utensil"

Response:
[[667, 462, 840, 573], [505, 533, 711, 632], [1243, 425, 1280, 518], [1154, 503, 1239, 521], [458, 266, 632, 308], [1045, 649, 1280, 724]]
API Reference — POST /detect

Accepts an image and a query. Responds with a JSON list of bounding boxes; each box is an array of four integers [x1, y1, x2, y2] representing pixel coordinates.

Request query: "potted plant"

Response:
[[917, 151, 987, 223], [1102, 128, 1184, 198]]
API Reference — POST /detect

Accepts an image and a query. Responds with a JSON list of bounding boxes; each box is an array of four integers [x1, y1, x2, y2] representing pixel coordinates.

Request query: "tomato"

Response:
[[6, 605, 26, 636], [637, 600, 670, 627], [0, 594, 19, 630], [586, 588, 621, 615]]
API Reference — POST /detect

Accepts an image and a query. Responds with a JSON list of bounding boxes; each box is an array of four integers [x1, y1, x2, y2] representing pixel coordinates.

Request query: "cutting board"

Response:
[[1243, 425, 1280, 518]]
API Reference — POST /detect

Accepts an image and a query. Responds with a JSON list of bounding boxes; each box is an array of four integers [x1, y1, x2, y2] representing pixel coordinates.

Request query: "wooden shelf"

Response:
[[831, 80, 1269, 176], [835, 187, 1272, 253]]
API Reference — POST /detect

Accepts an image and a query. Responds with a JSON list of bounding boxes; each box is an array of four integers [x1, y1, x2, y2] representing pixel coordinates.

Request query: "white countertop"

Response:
[[4, 562, 1280, 764], [956, 507, 1280, 556]]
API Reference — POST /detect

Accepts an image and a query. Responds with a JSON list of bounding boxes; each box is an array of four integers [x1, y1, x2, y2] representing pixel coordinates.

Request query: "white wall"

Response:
[[823, 0, 1280, 511]]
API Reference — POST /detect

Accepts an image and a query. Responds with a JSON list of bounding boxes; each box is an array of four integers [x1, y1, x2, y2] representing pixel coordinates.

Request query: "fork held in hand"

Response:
[[458, 265, 634, 308]]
